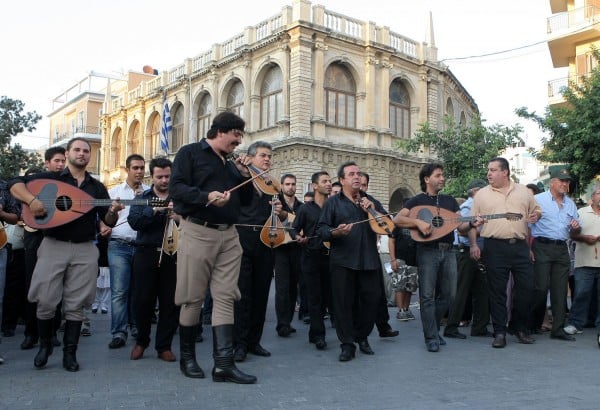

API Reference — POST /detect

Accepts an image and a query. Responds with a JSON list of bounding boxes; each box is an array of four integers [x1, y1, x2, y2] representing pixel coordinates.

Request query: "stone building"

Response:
[[101, 0, 478, 211]]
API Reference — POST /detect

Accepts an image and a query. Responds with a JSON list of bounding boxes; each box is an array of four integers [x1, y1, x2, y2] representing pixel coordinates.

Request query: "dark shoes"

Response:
[[248, 344, 271, 357], [108, 337, 126, 349], [492, 333, 506, 348], [426, 340, 440, 352], [234, 346, 247, 362], [277, 325, 292, 338], [550, 332, 576, 342], [378, 327, 399, 338], [158, 350, 177, 362], [314, 339, 327, 350], [515, 331, 535, 344], [21, 336, 38, 350], [357, 339, 374, 355], [438, 335, 446, 346], [338, 344, 356, 362], [130, 344, 145, 360], [444, 330, 466, 339]]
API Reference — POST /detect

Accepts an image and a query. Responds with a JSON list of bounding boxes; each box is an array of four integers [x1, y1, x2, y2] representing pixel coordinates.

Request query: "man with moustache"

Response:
[[9, 137, 122, 371], [108, 154, 149, 349], [128, 157, 180, 362], [528, 167, 580, 341], [293, 171, 333, 350], [317, 161, 384, 361], [460, 157, 541, 348], [394, 163, 460, 352], [233, 141, 283, 362], [170, 111, 256, 383]]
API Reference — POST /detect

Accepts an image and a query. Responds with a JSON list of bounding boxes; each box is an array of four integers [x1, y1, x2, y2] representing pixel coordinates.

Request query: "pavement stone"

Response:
[[1, 284, 600, 409]]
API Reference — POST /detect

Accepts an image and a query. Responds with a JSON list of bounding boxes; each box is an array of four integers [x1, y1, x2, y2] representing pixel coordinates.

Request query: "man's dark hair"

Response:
[[206, 111, 245, 139], [489, 157, 510, 177], [332, 181, 342, 188], [66, 137, 91, 151], [311, 171, 330, 184], [44, 146, 65, 161], [149, 157, 172, 176], [126, 154, 145, 169], [247, 141, 272, 156], [419, 162, 443, 192], [25, 166, 43, 176], [337, 161, 358, 180], [526, 183, 542, 195], [359, 171, 370, 185], [303, 191, 314, 200], [280, 173, 296, 184]]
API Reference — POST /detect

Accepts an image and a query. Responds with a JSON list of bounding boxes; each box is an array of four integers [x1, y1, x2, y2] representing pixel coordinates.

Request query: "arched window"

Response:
[[446, 97, 454, 119], [459, 111, 467, 127], [197, 94, 212, 140], [389, 80, 410, 138], [324, 63, 356, 128], [128, 121, 140, 155], [171, 103, 184, 152], [147, 114, 160, 160], [111, 129, 122, 169], [261, 66, 283, 128], [227, 80, 244, 117]]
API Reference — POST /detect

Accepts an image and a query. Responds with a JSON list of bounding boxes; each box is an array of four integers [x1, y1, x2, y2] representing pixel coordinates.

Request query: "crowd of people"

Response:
[[1, 111, 599, 384]]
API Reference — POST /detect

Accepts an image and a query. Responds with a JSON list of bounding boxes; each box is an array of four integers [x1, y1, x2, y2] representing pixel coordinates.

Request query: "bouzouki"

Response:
[[21, 179, 168, 230], [408, 205, 523, 242]]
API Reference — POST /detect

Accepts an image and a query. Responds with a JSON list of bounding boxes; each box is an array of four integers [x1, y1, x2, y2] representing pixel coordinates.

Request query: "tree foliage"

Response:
[[516, 48, 600, 189], [0, 96, 44, 180], [398, 115, 523, 197]]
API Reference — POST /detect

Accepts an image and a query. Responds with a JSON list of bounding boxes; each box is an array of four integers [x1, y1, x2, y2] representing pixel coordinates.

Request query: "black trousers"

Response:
[[234, 229, 274, 349], [483, 238, 533, 335], [274, 244, 302, 330], [2, 247, 26, 332], [445, 247, 490, 334], [302, 249, 331, 341], [132, 247, 179, 353], [330, 265, 380, 346]]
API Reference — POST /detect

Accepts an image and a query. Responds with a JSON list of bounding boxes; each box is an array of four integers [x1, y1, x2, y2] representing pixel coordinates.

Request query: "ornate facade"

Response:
[[101, 0, 478, 211]]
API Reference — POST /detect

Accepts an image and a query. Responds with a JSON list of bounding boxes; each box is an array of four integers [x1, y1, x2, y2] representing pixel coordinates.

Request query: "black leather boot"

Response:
[[212, 325, 257, 384], [62, 320, 82, 372], [179, 325, 205, 378], [34, 319, 54, 369]]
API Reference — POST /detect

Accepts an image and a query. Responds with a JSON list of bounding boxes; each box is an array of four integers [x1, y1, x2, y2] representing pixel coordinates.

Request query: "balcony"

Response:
[[547, 72, 591, 106], [547, 5, 600, 67], [53, 126, 101, 145]]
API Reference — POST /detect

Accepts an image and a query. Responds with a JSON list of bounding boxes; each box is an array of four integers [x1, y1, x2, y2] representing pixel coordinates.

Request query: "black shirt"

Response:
[[127, 187, 168, 247], [279, 194, 303, 247], [404, 193, 459, 245], [293, 200, 327, 251], [9, 168, 111, 243], [169, 139, 252, 224], [391, 227, 417, 266], [238, 188, 274, 226], [317, 192, 384, 270]]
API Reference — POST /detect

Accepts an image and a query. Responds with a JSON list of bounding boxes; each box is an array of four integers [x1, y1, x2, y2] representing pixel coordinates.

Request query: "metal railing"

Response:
[[547, 5, 600, 34]]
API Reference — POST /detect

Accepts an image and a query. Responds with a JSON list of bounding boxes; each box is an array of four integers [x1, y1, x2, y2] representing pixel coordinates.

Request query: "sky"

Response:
[[2, 0, 562, 150]]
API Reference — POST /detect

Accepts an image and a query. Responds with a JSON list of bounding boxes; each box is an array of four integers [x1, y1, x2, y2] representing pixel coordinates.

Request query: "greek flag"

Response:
[[161, 98, 172, 154]]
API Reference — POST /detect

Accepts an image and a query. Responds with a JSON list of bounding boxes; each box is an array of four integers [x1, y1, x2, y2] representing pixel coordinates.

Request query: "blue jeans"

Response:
[[109, 240, 136, 339], [568, 266, 600, 330], [416, 245, 458, 342]]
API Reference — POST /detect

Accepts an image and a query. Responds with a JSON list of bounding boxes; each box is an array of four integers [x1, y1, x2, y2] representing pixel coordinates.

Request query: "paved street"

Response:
[[1, 286, 600, 410]]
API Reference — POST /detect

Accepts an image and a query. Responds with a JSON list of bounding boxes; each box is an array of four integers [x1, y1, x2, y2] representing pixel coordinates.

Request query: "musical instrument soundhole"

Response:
[[431, 216, 444, 228], [55, 196, 73, 211]]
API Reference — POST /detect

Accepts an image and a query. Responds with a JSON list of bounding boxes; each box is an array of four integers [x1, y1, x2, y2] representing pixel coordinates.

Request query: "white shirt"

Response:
[[108, 181, 150, 241]]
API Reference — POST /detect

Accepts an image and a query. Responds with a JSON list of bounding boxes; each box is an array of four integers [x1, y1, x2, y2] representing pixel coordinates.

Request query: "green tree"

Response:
[[398, 115, 523, 197], [516, 48, 600, 189], [0, 96, 44, 179]]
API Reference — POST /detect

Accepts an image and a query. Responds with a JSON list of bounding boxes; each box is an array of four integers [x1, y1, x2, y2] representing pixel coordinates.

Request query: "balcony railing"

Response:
[[547, 5, 600, 34], [547, 72, 592, 98]]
